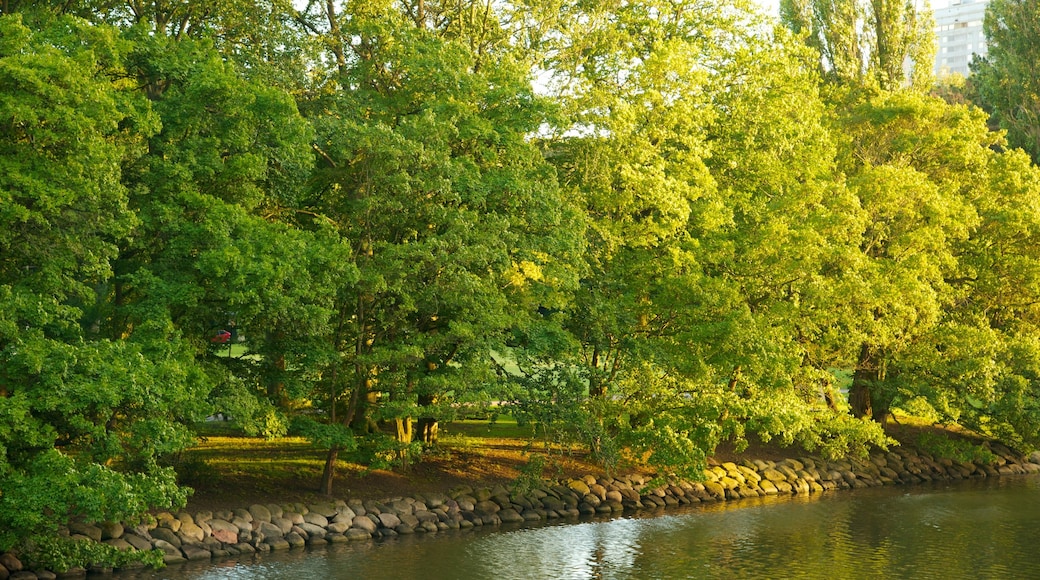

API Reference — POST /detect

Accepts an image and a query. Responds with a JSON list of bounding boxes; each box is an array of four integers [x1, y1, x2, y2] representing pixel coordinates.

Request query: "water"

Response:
[[130, 476, 1040, 579]]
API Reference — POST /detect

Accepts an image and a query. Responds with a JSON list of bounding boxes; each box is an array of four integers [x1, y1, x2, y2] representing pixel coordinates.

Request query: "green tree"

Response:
[[781, 0, 935, 90], [0, 14, 190, 560], [303, 1, 582, 493], [971, 0, 1040, 164], [832, 91, 988, 420]]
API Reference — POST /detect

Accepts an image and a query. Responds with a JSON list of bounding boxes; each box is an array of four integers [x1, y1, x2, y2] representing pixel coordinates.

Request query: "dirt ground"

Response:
[[180, 420, 978, 513]]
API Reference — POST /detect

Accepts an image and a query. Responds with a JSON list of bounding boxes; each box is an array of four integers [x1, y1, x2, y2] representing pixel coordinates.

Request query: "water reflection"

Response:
[[130, 476, 1040, 580]]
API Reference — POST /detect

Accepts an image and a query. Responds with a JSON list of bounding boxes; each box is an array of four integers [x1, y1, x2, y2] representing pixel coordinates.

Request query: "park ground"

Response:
[[175, 415, 987, 513]]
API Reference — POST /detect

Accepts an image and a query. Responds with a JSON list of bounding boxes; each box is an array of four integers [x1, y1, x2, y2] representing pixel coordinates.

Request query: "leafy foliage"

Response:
[[5, 0, 1040, 566]]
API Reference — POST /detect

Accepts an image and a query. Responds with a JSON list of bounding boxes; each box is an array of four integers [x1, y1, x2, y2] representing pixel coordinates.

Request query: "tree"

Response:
[[971, 0, 1040, 164], [781, 0, 935, 90], [831, 91, 990, 420], [527, 1, 890, 475], [0, 14, 191, 562], [303, 1, 582, 493]]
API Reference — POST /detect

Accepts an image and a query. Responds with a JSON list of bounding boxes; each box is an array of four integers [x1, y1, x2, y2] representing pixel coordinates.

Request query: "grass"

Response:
[[174, 412, 999, 513]]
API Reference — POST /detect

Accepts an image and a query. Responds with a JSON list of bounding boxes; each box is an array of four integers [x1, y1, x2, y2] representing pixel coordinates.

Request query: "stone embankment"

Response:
[[3, 442, 1039, 579]]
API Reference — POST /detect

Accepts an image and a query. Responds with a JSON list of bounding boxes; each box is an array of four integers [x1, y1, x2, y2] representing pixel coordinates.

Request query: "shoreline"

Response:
[[3, 441, 1039, 579]]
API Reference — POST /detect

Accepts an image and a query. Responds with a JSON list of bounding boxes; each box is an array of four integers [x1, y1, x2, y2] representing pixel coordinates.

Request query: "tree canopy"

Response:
[[4, 0, 1040, 568]]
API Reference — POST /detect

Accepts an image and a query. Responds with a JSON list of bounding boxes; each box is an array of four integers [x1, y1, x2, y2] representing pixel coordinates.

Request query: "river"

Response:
[[128, 475, 1040, 579]]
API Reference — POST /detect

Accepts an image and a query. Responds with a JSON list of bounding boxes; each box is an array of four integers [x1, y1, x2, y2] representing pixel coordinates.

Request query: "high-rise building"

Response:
[[934, 0, 989, 77]]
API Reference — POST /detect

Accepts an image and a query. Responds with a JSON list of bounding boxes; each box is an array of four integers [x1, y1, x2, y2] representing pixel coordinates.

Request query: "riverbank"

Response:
[[3, 440, 1038, 579]]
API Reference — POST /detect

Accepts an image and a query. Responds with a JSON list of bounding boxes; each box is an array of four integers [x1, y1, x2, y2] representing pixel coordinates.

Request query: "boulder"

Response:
[[285, 532, 307, 548], [272, 517, 294, 535], [153, 539, 184, 563], [67, 523, 102, 543], [123, 533, 153, 552], [345, 529, 371, 542], [232, 508, 253, 522], [181, 544, 212, 561], [332, 508, 356, 524], [303, 512, 329, 528], [567, 480, 591, 496], [257, 521, 284, 539], [265, 504, 284, 520], [327, 522, 350, 534], [474, 501, 500, 517], [377, 512, 401, 529], [0, 554, 22, 573], [498, 509, 525, 524], [149, 526, 182, 548], [249, 504, 272, 523], [264, 538, 291, 551], [298, 523, 327, 539], [178, 522, 205, 544], [208, 519, 240, 544], [103, 538, 133, 552], [352, 516, 378, 534]]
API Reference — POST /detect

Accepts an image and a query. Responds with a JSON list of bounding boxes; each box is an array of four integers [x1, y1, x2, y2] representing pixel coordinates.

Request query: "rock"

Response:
[[208, 519, 240, 544], [345, 529, 371, 541], [400, 513, 420, 528], [352, 516, 378, 534], [257, 521, 284, 539], [283, 511, 304, 525], [67, 523, 102, 543], [474, 501, 501, 516], [178, 522, 205, 544], [103, 538, 133, 552], [285, 532, 307, 548], [0, 566, 7, 580], [377, 512, 401, 529], [303, 512, 329, 528], [150, 526, 182, 548], [1, 554, 22, 573], [333, 508, 356, 524], [9, 573, 37, 580], [249, 504, 272, 523], [34, 571, 56, 580], [308, 502, 338, 517], [231, 517, 253, 533], [498, 509, 525, 523], [703, 481, 726, 499], [272, 516, 294, 535], [298, 523, 327, 539], [98, 522, 124, 541], [123, 533, 153, 552], [264, 538, 291, 551], [181, 544, 212, 561], [327, 522, 350, 534], [567, 479, 591, 496], [762, 468, 787, 483], [265, 504, 284, 520], [395, 524, 415, 535], [153, 540, 185, 564]]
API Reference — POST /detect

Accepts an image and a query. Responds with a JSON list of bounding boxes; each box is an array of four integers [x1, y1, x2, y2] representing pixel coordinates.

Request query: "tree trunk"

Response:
[[589, 346, 605, 397], [417, 393, 438, 444], [850, 343, 878, 419], [320, 445, 338, 496]]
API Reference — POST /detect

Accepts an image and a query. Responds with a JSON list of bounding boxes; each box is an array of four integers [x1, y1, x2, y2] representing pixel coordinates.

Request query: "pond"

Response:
[[129, 475, 1040, 579]]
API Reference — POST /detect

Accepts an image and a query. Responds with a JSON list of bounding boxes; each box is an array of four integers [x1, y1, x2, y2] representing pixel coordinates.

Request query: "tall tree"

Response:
[[833, 91, 987, 420], [781, 0, 935, 90], [303, 1, 582, 493], [0, 14, 192, 562], [971, 0, 1040, 164]]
